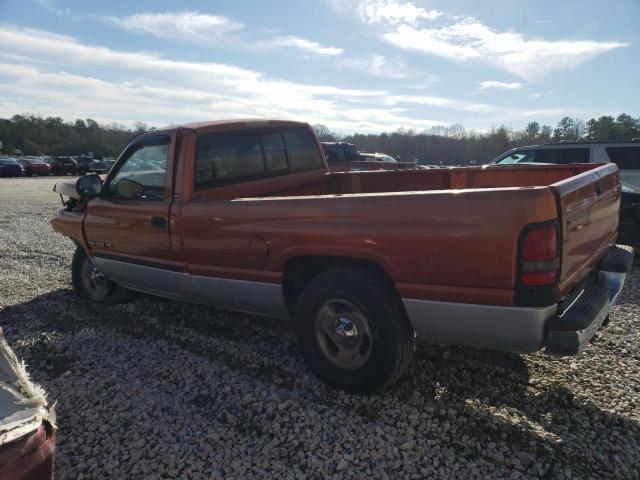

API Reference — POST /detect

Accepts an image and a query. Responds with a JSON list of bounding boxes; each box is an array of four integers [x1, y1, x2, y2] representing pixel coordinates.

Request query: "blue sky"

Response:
[[0, 0, 638, 132]]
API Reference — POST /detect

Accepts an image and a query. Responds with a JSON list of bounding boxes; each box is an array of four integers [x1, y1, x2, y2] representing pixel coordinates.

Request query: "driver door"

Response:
[[82, 134, 180, 297]]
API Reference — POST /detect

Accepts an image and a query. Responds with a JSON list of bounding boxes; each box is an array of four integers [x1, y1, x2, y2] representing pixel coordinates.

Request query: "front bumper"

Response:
[[402, 244, 634, 354]]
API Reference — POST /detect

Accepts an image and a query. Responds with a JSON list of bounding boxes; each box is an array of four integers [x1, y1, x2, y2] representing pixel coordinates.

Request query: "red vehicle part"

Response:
[[0, 425, 56, 480], [0, 329, 56, 480]]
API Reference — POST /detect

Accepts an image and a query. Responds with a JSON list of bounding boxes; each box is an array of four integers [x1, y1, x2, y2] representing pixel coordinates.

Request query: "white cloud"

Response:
[[387, 94, 499, 113], [344, 0, 627, 79], [264, 36, 342, 56], [0, 25, 454, 132], [357, 0, 442, 24], [339, 54, 408, 78], [478, 80, 524, 91], [405, 74, 440, 89], [0, 24, 584, 133], [103, 11, 243, 44], [104, 11, 343, 58]]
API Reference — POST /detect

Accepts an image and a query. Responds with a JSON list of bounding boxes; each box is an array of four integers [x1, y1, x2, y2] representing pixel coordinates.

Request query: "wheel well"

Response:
[[282, 256, 397, 312]]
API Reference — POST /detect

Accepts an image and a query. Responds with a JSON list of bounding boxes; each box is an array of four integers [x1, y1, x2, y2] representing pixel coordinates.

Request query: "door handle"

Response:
[[150, 216, 167, 228]]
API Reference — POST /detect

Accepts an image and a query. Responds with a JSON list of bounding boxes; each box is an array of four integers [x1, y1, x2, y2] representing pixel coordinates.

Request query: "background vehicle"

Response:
[[18, 157, 51, 176], [0, 158, 25, 177], [48, 156, 78, 176], [359, 152, 398, 163], [491, 142, 640, 223], [51, 119, 631, 394], [322, 141, 418, 172], [76, 156, 108, 175], [102, 157, 116, 171]]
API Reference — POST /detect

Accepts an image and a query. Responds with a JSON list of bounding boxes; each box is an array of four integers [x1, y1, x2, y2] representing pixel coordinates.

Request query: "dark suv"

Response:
[[76, 156, 109, 175], [49, 156, 78, 176]]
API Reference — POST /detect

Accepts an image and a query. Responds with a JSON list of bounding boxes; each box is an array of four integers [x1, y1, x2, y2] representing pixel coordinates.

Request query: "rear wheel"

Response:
[[71, 247, 137, 303], [295, 266, 414, 394]]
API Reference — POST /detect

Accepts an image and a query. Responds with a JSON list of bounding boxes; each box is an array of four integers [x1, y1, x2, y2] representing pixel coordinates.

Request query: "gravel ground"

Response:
[[1, 176, 639, 479]]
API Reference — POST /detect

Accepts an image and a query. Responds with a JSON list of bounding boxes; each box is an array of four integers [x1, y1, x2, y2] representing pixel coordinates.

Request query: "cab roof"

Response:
[[152, 118, 309, 135]]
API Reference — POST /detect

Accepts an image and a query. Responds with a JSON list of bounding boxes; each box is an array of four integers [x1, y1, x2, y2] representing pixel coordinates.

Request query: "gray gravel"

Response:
[[1, 176, 639, 479]]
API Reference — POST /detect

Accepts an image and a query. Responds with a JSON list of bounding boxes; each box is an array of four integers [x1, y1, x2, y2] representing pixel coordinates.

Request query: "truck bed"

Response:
[[260, 163, 603, 197], [183, 163, 618, 306]]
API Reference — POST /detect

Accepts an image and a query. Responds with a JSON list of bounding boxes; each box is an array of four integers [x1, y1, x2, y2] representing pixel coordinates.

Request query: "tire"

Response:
[[71, 246, 137, 304], [295, 266, 414, 394]]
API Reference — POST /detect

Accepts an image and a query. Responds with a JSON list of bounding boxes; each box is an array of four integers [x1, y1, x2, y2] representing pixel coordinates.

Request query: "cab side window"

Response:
[[107, 138, 169, 201], [606, 147, 640, 170]]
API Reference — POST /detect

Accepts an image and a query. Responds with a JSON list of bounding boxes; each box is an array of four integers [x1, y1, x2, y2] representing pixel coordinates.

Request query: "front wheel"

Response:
[[295, 266, 414, 394], [71, 247, 137, 303]]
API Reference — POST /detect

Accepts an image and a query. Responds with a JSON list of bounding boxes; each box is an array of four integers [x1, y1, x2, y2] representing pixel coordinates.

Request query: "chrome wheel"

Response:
[[314, 299, 372, 370], [80, 259, 111, 300]]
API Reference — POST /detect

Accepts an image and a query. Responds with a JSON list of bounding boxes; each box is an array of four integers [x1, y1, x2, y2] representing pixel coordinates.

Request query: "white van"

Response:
[[491, 142, 640, 222]]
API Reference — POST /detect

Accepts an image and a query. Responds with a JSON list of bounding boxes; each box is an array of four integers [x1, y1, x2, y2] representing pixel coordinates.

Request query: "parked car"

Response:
[[75, 156, 108, 176], [0, 158, 25, 177], [321, 142, 418, 172], [48, 156, 78, 176], [18, 158, 52, 176], [0, 328, 56, 480], [491, 141, 640, 223], [102, 158, 116, 172], [359, 152, 398, 163], [51, 119, 632, 394]]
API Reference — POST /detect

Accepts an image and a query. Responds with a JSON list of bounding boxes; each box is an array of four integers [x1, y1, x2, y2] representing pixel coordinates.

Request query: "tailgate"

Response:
[[551, 163, 620, 293]]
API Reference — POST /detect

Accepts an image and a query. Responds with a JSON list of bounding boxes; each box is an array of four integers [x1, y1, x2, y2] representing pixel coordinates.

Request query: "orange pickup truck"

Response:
[[51, 119, 634, 393]]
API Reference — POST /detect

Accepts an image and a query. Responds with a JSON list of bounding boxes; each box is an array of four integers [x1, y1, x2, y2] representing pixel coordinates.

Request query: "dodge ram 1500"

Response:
[[51, 119, 634, 393]]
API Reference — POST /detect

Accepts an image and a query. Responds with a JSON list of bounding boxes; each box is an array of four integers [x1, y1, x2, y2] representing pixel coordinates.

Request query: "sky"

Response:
[[0, 0, 638, 133]]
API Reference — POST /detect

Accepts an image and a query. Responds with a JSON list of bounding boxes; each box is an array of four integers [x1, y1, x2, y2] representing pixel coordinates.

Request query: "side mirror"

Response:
[[76, 174, 102, 199]]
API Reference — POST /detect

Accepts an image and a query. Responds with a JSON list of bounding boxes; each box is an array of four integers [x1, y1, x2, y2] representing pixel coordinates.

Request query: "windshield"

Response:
[[376, 154, 397, 163], [495, 150, 535, 164]]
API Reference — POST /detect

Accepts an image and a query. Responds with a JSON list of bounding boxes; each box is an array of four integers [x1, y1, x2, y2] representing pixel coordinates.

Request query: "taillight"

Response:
[[519, 225, 559, 286]]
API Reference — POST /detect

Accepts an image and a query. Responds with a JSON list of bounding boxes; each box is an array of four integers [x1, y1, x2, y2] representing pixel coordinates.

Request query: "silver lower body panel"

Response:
[[402, 298, 558, 353], [92, 257, 289, 318]]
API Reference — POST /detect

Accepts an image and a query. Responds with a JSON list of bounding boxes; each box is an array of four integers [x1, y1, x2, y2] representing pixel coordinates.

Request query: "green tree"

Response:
[[525, 121, 540, 140]]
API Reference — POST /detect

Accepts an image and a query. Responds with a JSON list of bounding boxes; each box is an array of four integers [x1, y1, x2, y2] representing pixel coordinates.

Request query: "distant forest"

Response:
[[1, 113, 639, 165]]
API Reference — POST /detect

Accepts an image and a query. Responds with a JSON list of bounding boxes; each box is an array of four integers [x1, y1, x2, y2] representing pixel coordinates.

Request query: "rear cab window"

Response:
[[195, 126, 323, 189]]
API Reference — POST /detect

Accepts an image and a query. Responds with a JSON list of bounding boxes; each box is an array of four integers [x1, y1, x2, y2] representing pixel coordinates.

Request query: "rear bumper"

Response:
[[403, 244, 634, 354]]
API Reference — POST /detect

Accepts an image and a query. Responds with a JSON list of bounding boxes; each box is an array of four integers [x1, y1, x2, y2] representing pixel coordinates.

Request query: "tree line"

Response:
[[1, 113, 638, 165], [0, 115, 152, 157], [316, 113, 640, 165]]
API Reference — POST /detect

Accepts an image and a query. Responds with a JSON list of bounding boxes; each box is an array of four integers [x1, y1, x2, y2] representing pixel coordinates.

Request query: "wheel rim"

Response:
[[80, 258, 111, 300], [314, 299, 373, 370]]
